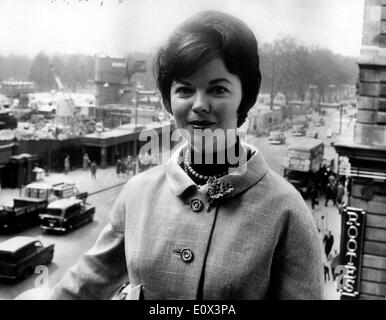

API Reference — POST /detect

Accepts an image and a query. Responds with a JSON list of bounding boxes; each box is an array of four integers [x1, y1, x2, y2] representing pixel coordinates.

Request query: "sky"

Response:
[[0, 0, 365, 57]]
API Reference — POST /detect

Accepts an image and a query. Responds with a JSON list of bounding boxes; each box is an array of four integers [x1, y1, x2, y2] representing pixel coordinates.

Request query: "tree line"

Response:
[[0, 37, 358, 104], [259, 37, 358, 108]]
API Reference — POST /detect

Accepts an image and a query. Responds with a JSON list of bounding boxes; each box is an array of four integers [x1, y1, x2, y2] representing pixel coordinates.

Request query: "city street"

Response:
[[0, 107, 353, 299], [0, 168, 126, 299]]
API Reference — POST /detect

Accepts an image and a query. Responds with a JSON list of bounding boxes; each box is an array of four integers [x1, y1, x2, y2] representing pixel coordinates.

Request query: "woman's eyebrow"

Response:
[[174, 79, 191, 86], [208, 78, 232, 85]]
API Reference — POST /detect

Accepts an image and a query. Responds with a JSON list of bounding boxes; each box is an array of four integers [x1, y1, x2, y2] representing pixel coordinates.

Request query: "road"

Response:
[[0, 185, 123, 300], [247, 108, 351, 175]]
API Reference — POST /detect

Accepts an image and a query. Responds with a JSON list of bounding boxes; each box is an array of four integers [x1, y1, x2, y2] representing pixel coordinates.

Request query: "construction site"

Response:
[[0, 56, 173, 189]]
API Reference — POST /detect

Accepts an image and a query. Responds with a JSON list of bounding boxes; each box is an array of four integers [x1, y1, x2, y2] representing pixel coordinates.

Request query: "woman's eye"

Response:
[[210, 86, 229, 95], [175, 87, 193, 96]]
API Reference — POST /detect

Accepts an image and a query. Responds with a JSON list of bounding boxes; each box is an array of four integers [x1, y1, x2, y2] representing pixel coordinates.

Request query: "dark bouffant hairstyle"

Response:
[[155, 10, 261, 127]]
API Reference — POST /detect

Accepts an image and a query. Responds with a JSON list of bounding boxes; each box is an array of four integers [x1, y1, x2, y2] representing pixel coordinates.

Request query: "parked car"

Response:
[[39, 198, 95, 233], [292, 124, 306, 137], [314, 117, 325, 127], [268, 131, 286, 145], [0, 236, 54, 281]]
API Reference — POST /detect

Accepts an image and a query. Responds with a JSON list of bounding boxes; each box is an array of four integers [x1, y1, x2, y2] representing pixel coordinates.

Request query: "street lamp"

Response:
[[308, 85, 318, 113], [339, 103, 343, 135]]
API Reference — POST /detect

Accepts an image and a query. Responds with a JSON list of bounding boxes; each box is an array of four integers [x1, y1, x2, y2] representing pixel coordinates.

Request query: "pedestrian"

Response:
[[23, 10, 323, 300], [64, 155, 70, 175], [328, 172, 336, 186], [83, 153, 90, 171], [323, 230, 334, 258], [329, 250, 340, 281], [318, 163, 327, 193], [324, 180, 336, 207], [116, 159, 122, 177], [120, 159, 127, 176], [336, 180, 345, 207], [90, 161, 97, 179], [309, 183, 319, 210], [126, 156, 133, 176]]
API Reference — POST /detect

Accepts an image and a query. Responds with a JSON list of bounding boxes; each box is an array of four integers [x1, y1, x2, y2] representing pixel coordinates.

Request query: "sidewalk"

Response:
[[0, 166, 131, 206], [306, 196, 342, 300]]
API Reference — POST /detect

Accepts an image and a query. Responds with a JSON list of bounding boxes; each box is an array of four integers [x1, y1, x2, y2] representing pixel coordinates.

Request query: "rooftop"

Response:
[[289, 138, 324, 151], [47, 198, 82, 210], [0, 236, 38, 253]]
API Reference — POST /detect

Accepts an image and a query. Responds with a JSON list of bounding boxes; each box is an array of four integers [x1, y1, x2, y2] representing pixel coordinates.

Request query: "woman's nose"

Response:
[[191, 92, 210, 113]]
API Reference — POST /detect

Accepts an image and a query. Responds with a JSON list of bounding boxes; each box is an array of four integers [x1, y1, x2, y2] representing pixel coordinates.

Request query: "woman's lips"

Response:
[[189, 120, 216, 129]]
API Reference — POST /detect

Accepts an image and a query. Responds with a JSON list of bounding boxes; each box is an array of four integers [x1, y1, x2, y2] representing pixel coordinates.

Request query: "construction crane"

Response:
[[49, 64, 82, 135]]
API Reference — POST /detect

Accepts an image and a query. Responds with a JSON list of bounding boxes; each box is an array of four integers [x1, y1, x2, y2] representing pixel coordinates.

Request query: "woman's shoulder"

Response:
[[260, 168, 303, 200], [126, 163, 167, 187], [256, 168, 315, 228], [115, 164, 168, 210]]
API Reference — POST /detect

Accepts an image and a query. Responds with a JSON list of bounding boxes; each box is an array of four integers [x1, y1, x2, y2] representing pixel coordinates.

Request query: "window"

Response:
[[15, 244, 37, 260], [65, 204, 80, 218], [0, 252, 15, 263], [34, 241, 42, 249], [37, 189, 48, 199], [47, 208, 62, 217]]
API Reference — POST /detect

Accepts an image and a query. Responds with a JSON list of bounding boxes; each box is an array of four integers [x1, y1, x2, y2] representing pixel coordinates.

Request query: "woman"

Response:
[[25, 10, 323, 300]]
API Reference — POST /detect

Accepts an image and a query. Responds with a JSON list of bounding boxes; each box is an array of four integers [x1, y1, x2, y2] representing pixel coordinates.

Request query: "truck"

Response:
[[0, 197, 48, 232], [0, 182, 87, 232], [23, 181, 87, 202], [282, 138, 324, 199]]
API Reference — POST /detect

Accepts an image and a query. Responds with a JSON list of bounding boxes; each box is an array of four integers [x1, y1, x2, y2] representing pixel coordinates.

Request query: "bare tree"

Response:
[[260, 37, 298, 109]]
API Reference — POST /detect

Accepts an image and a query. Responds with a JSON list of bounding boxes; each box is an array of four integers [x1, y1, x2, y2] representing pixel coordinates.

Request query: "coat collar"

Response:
[[166, 142, 269, 197]]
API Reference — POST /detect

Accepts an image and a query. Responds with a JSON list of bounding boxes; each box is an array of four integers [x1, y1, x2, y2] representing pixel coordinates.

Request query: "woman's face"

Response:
[[170, 57, 242, 154]]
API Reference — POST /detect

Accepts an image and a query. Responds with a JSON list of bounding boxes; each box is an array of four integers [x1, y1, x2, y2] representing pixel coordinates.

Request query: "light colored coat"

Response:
[[49, 144, 324, 300]]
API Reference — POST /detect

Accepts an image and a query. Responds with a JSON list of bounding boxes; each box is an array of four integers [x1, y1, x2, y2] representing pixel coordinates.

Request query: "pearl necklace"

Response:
[[183, 146, 248, 183]]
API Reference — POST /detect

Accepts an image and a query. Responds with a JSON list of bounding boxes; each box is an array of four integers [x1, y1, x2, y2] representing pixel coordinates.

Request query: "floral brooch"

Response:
[[206, 177, 234, 211]]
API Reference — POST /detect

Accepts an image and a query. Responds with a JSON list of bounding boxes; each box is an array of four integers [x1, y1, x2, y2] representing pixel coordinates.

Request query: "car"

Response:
[[39, 198, 95, 233], [268, 131, 286, 144], [0, 236, 54, 281], [292, 124, 306, 137]]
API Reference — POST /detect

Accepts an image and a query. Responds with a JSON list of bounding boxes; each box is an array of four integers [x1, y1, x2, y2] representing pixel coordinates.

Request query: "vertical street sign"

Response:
[[339, 206, 366, 299]]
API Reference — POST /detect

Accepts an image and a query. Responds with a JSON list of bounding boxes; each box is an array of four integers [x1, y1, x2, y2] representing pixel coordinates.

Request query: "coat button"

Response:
[[181, 249, 194, 263], [190, 199, 204, 212]]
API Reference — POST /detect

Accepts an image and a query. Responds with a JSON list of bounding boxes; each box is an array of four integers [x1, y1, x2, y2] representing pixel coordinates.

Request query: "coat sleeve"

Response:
[[47, 185, 129, 300], [268, 200, 325, 300]]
